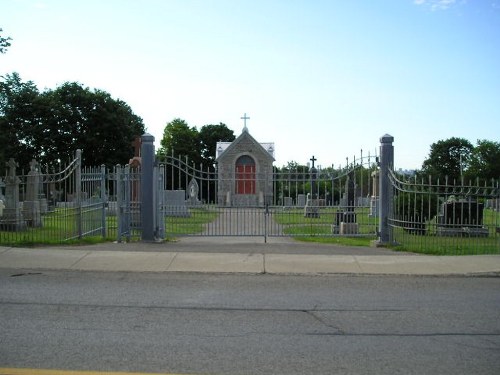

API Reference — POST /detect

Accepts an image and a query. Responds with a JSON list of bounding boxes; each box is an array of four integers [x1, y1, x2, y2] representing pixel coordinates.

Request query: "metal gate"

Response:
[[158, 153, 379, 240]]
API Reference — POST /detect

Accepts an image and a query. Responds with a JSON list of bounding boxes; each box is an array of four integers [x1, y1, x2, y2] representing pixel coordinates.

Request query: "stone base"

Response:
[[0, 208, 27, 231], [304, 206, 320, 218], [23, 200, 42, 227], [437, 226, 489, 237], [340, 222, 359, 235]]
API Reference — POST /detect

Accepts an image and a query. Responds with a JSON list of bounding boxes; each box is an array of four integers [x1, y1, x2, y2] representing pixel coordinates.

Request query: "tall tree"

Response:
[[199, 122, 235, 167], [467, 139, 500, 180], [0, 28, 12, 54], [0, 73, 41, 170], [46, 82, 144, 166], [421, 137, 474, 182], [0, 74, 145, 170], [158, 118, 200, 165]]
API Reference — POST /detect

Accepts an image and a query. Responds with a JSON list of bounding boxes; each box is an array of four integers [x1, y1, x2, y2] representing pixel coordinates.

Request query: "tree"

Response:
[[0, 73, 42, 170], [0, 28, 12, 54], [158, 118, 200, 165], [420, 137, 473, 182], [0, 73, 145, 170], [467, 139, 500, 180], [44, 82, 145, 167], [199, 123, 235, 166]]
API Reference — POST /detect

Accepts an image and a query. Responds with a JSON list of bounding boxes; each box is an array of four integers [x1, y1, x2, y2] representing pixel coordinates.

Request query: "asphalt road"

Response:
[[1, 269, 499, 374]]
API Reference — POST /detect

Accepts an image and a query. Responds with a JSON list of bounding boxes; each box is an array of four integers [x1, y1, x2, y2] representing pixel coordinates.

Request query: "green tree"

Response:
[[0, 73, 42, 170], [467, 139, 500, 180], [421, 137, 473, 182], [199, 122, 235, 167], [0, 28, 12, 54], [44, 82, 145, 166], [0, 74, 145, 170], [158, 118, 201, 165]]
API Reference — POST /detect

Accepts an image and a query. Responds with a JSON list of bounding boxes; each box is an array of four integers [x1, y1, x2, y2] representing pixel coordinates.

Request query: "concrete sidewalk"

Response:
[[1, 241, 499, 275]]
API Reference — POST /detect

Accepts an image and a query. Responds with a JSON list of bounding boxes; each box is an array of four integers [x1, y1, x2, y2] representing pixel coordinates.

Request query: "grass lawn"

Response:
[[2, 206, 498, 255]]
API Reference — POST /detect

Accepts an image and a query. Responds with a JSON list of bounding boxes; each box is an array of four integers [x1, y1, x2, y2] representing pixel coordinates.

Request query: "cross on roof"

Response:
[[241, 113, 250, 132]]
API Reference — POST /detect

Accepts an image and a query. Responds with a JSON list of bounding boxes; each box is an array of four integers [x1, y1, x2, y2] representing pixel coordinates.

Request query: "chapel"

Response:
[[215, 116, 275, 207]]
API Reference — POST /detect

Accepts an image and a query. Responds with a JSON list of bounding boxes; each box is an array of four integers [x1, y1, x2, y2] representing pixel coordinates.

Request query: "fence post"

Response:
[[115, 165, 122, 243], [75, 149, 82, 239], [377, 134, 394, 246], [100, 164, 107, 239], [140, 133, 156, 241]]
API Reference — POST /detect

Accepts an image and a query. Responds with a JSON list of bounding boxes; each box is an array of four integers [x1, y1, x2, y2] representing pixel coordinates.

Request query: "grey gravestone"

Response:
[[0, 158, 26, 231], [283, 197, 293, 210], [336, 171, 358, 234], [297, 194, 306, 207], [23, 159, 42, 227], [186, 178, 201, 206], [369, 170, 379, 217], [345, 172, 355, 210], [164, 190, 190, 217]]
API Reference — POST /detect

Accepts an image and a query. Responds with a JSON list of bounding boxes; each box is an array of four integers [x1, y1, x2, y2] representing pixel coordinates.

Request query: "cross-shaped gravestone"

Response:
[[29, 159, 39, 172], [6, 158, 17, 177], [310, 155, 317, 169], [241, 113, 250, 131]]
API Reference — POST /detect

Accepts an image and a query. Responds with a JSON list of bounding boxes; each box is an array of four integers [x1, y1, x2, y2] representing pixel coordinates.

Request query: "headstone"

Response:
[[436, 199, 488, 237], [0, 158, 26, 231], [186, 178, 201, 206], [164, 190, 190, 217], [297, 194, 306, 207], [304, 156, 320, 218], [283, 197, 293, 210], [345, 171, 355, 210], [336, 171, 358, 234], [23, 159, 42, 227], [369, 170, 379, 217]]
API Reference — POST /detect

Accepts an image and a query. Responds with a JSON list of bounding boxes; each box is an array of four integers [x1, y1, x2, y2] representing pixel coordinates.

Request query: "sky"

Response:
[[2, 0, 499, 170]]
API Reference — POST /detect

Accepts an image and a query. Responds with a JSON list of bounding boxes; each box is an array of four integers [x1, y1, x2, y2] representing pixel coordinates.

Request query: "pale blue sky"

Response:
[[2, 0, 499, 169]]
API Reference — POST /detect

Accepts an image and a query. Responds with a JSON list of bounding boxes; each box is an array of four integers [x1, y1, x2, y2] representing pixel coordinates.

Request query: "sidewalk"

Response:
[[1, 239, 499, 276]]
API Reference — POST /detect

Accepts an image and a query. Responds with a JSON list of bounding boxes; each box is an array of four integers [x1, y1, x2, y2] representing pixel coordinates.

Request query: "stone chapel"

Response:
[[216, 120, 275, 207]]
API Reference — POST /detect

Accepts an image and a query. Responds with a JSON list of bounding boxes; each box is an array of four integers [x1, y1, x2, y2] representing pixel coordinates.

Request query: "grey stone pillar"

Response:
[[377, 134, 394, 246], [140, 133, 156, 241]]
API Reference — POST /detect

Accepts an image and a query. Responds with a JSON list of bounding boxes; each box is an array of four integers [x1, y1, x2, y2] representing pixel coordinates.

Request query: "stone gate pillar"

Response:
[[140, 133, 156, 241], [377, 134, 394, 246]]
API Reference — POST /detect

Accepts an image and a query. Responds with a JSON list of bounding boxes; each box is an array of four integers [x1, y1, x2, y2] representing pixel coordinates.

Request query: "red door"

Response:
[[235, 156, 255, 194]]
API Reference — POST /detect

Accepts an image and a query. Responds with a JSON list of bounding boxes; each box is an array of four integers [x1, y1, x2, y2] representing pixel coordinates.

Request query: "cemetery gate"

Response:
[[154, 146, 379, 240]]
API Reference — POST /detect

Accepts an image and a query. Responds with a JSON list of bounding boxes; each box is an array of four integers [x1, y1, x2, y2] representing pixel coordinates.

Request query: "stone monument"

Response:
[[0, 158, 26, 231], [369, 170, 379, 217], [304, 156, 320, 218], [332, 171, 359, 235], [186, 178, 201, 206], [22, 159, 42, 227]]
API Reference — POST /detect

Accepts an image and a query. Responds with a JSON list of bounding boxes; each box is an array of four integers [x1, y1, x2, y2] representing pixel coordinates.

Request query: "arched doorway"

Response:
[[235, 155, 255, 195]]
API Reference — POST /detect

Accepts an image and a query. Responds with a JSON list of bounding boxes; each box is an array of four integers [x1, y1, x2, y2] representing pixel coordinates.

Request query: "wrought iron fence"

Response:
[[389, 170, 500, 254], [0, 150, 108, 245]]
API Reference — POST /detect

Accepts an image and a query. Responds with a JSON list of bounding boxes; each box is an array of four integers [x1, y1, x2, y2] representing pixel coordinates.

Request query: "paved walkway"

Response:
[[1, 237, 499, 276]]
